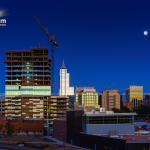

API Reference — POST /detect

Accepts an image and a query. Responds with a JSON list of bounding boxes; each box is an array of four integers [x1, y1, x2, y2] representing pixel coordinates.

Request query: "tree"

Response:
[[133, 105, 150, 120], [112, 108, 121, 113], [112, 106, 131, 113], [121, 106, 131, 113]]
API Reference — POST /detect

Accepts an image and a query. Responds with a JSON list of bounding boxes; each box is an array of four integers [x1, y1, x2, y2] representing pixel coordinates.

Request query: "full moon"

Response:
[[144, 30, 148, 36]]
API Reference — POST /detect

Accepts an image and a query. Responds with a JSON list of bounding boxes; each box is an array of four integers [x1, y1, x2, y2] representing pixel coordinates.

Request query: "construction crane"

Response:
[[33, 16, 58, 95]]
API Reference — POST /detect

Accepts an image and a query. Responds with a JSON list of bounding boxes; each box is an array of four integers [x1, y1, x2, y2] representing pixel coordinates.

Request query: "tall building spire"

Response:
[[61, 59, 67, 69], [59, 60, 74, 96]]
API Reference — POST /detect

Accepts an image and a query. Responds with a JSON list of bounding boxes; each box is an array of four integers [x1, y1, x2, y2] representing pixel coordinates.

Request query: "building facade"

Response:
[[5, 48, 51, 118], [5, 95, 47, 119], [75, 87, 99, 111], [44, 96, 69, 123], [4, 95, 69, 135], [0, 119, 43, 136], [143, 94, 150, 107], [102, 89, 120, 111], [53, 118, 67, 142], [44, 96, 69, 134], [59, 60, 74, 96], [66, 110, 149, 150], [75, 87, 84, 109], [126, 86, 143, 109], [5, 48, 51, 96], [82, 111, 136, 135], [0, 95, 5, 117]]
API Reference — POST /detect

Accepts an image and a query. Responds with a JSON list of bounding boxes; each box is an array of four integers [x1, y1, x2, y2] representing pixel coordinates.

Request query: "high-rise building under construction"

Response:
[[5, 48, 51, 118], [5, 48, 51, 96]]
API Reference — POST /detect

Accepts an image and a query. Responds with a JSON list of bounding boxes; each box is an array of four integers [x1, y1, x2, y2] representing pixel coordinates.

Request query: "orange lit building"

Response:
[[102, 89, 120, 111]]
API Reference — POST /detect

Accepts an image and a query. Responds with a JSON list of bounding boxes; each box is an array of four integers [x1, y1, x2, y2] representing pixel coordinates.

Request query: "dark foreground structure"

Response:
[[54, 110, 150, 150]]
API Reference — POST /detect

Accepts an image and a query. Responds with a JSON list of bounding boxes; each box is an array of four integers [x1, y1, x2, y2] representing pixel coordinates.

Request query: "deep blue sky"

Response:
[[0, 0, 150, 94]]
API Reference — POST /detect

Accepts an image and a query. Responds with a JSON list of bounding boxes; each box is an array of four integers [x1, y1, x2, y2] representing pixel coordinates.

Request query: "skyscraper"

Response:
[[125, 86, 143, 109], [102, 89, 120, 111], [59, 60, 74, 96]]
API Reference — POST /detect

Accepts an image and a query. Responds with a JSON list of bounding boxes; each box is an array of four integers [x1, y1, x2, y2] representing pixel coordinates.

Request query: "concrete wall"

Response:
[[85, 124, 134, 135]]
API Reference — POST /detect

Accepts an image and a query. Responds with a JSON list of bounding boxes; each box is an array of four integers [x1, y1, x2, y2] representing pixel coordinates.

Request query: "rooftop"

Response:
[[88, 133, 150, 143], [123, 134, 150, 143], [84, 111, 137, 117]]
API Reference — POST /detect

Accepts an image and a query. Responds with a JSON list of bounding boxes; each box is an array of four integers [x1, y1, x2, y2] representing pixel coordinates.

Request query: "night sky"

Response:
[[0, 0, 150, 95]]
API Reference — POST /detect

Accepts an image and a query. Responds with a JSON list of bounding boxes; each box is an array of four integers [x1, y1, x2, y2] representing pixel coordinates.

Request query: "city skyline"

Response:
[[1, 0, 150, 94], [1, 1, 150, 149]]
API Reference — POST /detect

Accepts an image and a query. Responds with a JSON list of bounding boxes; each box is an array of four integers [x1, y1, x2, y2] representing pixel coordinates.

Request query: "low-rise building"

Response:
[[4, 95, 70, 135], [53, 110, 142, 150], [0, 119, 43, 136], [82, 110, 136, 135]]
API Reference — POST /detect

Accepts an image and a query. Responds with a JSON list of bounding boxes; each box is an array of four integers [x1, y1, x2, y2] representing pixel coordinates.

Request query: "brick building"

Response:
[[0, 119, 43, 136]]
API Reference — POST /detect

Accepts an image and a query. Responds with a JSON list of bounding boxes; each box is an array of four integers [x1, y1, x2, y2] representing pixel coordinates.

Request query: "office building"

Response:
[[48, 96, 69, 120], [5, 95, 47, 119], [59, 60, 74, 96], [126, 86, 143, 109], [102, 89, 120, 111], [21, 96, 44, 119], [44, 96, 69, 134], [75, 87, 99, 111], [74, 87, 84, 109]]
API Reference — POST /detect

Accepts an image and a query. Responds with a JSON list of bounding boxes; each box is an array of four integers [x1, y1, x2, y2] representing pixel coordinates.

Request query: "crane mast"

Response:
[[33, 16, 58, 95]]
